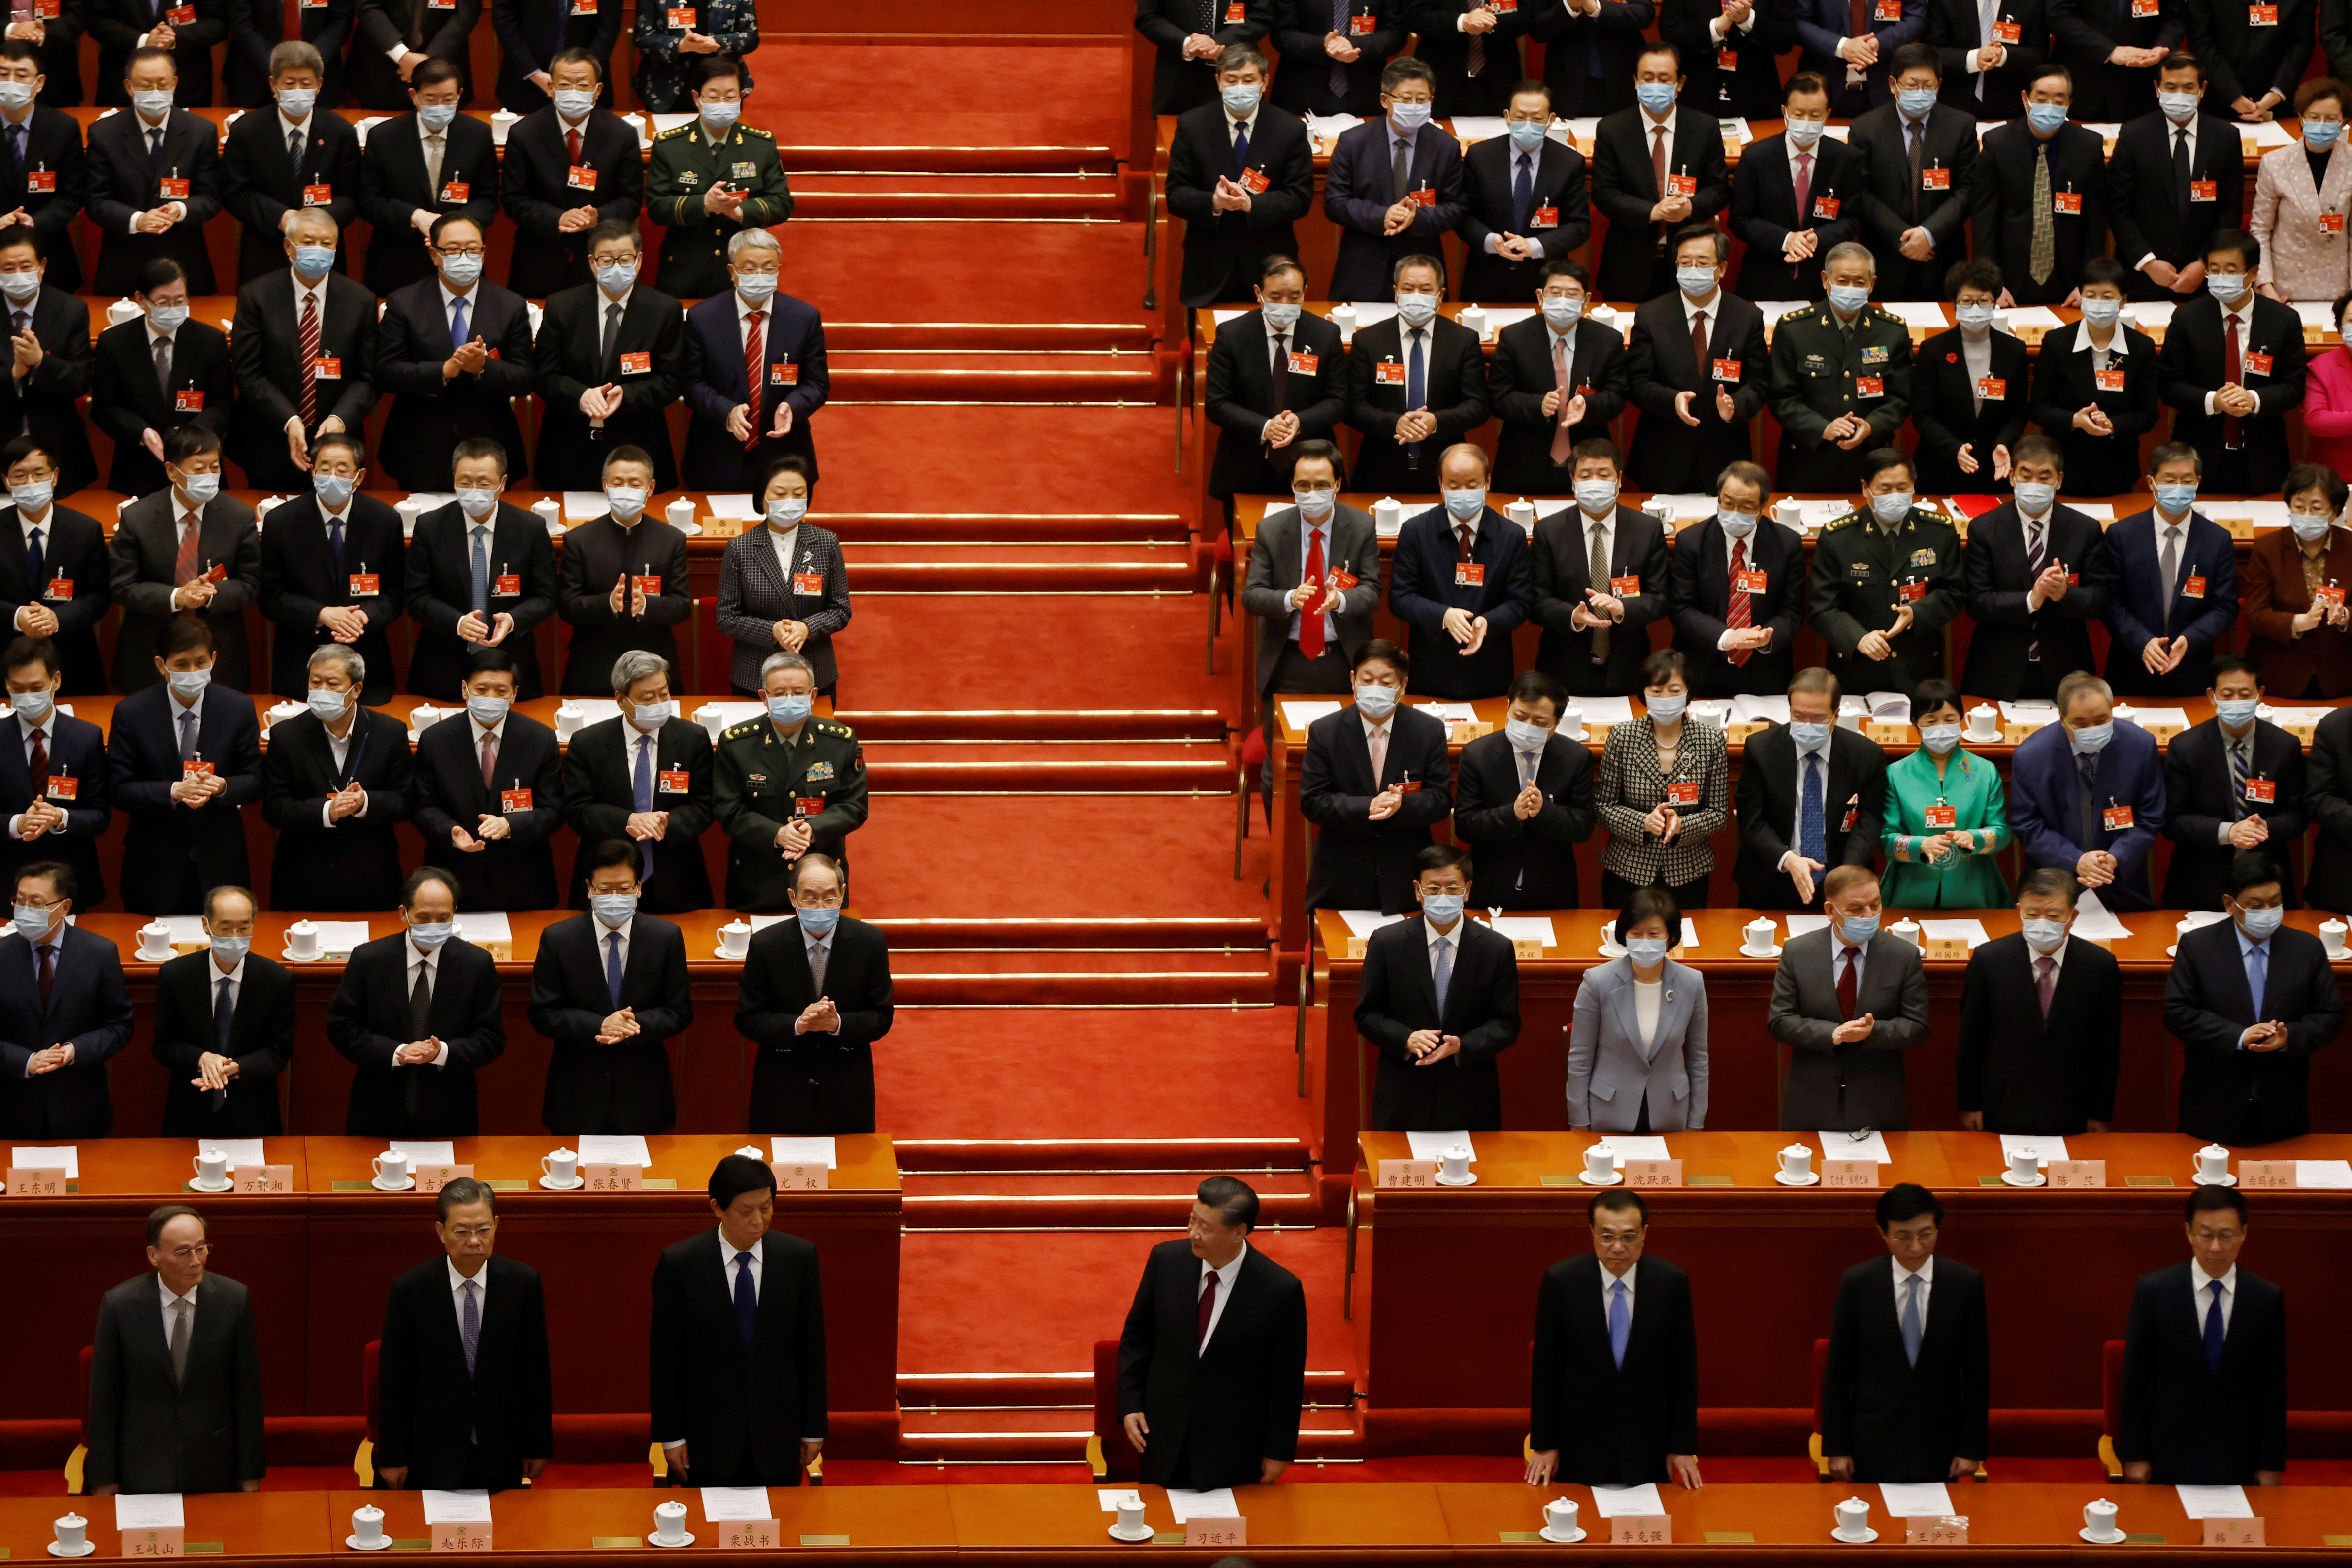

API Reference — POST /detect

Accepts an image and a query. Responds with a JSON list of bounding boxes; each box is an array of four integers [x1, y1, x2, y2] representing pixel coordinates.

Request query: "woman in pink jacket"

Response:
[[2307, 291, 2352, 476]]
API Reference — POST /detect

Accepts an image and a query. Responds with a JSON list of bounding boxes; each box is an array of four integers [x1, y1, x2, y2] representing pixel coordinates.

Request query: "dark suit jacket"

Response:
[[2161, 718, 2309, 908], [1926, 0, 2049, 109], [106, 491, 260, 693], [2098, 506, 2241, 695], [0, 923, 133, 1136], [2186, 0, 2312, 108], [1166, 101, 1314, 307], [1909, 326, 2030, 494], [84, 1270, 264, 1493], [681, 289, 827, 491], [229, 270, 382, 490], [0, 501, 109, 692], [1624, 290, 1768, 493], [1116, 1237, 1307, 1486], [1529, 1253, 1697, 1483], [1969, 121, 2107, 307], [500, 106, 644, 299], [1241, 501, 1381, 696], [359, 111, 499, 295], [713, 523, 850, 693], [224, 0, 354, 109], [1269, 0, 1403, 117], [375, 1253, 552, 1489], [555, 515, 691, 695], [1955, 931, 2121, 1131], [1735, 724, 1889, 908], [375, 276, 535, 489], [260, 706, 414, 910], [0, 115, 91, 293], [2308, 705, 2352, 915], [1299, 701, 1452, 912], [2163, 919, 2346, 1143], [2156, 295, 2307, 494], [1487, 314, 1626, 494], [349, 0, 483, 109], [16, 7, 84, 112], [1958, 500, 2110, 698], [1355, 913, 1521, 1129], [527, 910, 690, 1133], [259, 494, 405, 704], [326, 932, 506, 1136], [2050, 0, 2182, 118], [1321, 117, 1466, 301], [106, 683, 262, 914], [85, 106, 221, 293], [735, 915, 894, 1135], [1847, 100, 1979, 298], [0, 711, 110, 907], [91, 317, 233, 496], [1459, 133, 1590, 302], [1206, 309, 1348, 499], [1340, 313, 1488, 494], [1135, 0, 1271, 113], [2107, 111, 2245, 296], [0, 287, 94, 502], [1795, 0, 1927, 112], [531, 282, 685, 491], [413, 711, 564, 910], [1405, 0, 1527, 115], [153, 949, 294, 1136], [404, 501, 558, 700], [2026, 321, 2161, 497], [1730, 131, 1866, 302], [1590, 105, 1732, 302], [649, 1227, 827, 1484], [1388, 503, 1532, 699], [1666, 0, 1799, 120], [491, 0, 621, 111], [219, 105, 360, 285], [560, 716, 715, 911], [1820, 1253, 1990, 1480], [1668, 515, 1808, 696], [1452, 728, 1596, 910], [89, 0, 226, 106], [1529, 0, 1654, 116], [1530, 507, 1669, 695], [2007, 717, 2166, 907], [2118, 1261, 2288, 1482]]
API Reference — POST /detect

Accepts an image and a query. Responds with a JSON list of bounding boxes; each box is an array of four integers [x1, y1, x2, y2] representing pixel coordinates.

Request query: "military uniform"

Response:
[[712, 715, 868, 913], [1765, 300, 1915, 493], [647, 121, 793, 300], [628, 0, 758, 113], [1807, 507, 1965, 701]]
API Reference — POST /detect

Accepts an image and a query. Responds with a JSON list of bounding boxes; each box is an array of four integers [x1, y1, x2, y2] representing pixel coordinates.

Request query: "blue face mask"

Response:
[[1539, 295, 1583, 328], [1293, 487, 1334, 519], [1786, 117, 1826, 148], [1826, 283, 1870, 314], [1790, 720, 1834, 749], [2156, 482, 2198, 516], [1504, 717, 1549, 750], [2079, 296, 2121, 327], [1625, 937, 1670, 966], [457, 486, 498, 519], [132, 89, 174, 120], [406, 920, 454, 950], [439, 252, 482, 288], [2291, 513, 2334, 542], [0, 269, 37, 303], [2012, 481, 2055, 515], [1897, 87, 1938, 118], [210, 932, 251, 962], [2025, 101, 2069, 135], [2237, 903, 2285, 939], [1839, 913, 1881, 945], [0, 82, 31, 113], [605, 487, 648, 522], [1956, 303, 1995, 332], [1353, 682, 1399, 719], [10, 481, 49, 513], [698, 98, 741, 131], [167, 666, 210, 698], [147, 303, 189, 333], [416, 101, 458, 132], [632, 700, 673, 728], [767, 497, 807, 534], [277, 88, 316, 119], [2070, 720, 2114, 753], [2215, 698, 2259, 728], [596, 261, 636, 296], [2307, 120, 2343, 151], [1220, 83, 1261, 116], [1260, 299, 1301, 332], [2021, 916, 2068, 952], [292, 244, 334, 281], [1675, 265, 1718, 299], [12, 903, 50, 941], [767, 691, 813, 726], [1647, 692, 1687, 724], [8, 688, 47, 722], [2158, 90, 2199, 123], [306, 687, 348, 721], [1921, 723, 1961, 755], [1718, 508, 1757, 538], [1634, 81, 1677, 115], [1388, 99, 1432, 130], [1394, 290, 1438, 325], [1421, 892, 1465, 925], [1574, 478, 1619, 515], [313, 472, 356, 508], [1870, 490, 1914, 523], [551, 89, 596, 120], [796, 902, 842, 937], [467, 693, 509, 725], [591, 892, 638, 928], [173, 468, 218, 505], [2207, 271, 2247, 303], [1443, 487, 1486, 521], [1506, 119, 1548, 151]]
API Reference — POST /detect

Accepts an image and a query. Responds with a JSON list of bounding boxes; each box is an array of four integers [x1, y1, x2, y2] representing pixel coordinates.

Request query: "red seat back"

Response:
[[364, 1340, 381, 1445], [1092, 1339, 1139, 1483]]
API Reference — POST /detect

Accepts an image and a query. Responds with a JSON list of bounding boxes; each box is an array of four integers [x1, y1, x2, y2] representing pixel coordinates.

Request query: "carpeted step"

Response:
[[895, 1137, 1309, 1175], [856, 800, 1267, 922], [892, 970, 1274, 1007], [866, 753, 1230, 793], [821, 325, 1157, 355], [903, 1187, 1320, 1230], [790, 174, 1127, 222], [769, 146, 1120, 176], [864, 916, 1263, 948], [894, 950, 1273, 978], [828, 603, 1228, 715], [855, 542, 1194, 567], [846, 559, 1194, 593], [774, 220, 1143, 325], [815, 406, 1191, 516], [842, 712, 1225, 742], [815, 512, 1183, 545], [735, 44, 1133, 160], [828, 351, 1168, 404], [897, 1369, 1354, 1408], [868, 739, 1224, 768]]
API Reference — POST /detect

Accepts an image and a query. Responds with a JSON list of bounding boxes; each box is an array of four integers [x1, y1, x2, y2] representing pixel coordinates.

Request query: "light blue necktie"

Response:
[[631, 734, 655, 879], [1900, 1272, 1923, 1366], [459, 1278, 480, 1373], [1432, 933, 1452, 1013], [468, 523, 490, 619], [1607, 1278, 1630, 1369], [1800, 751, 1826, 864], [605, 929, 624, 1010], [2246, 939, 2268, 1019]]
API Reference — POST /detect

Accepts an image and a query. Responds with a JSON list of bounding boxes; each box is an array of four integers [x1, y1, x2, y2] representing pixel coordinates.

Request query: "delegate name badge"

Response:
[[31, 0, 54, 13], [500, 787, 533, 812], [1666, 172, 1697, 196], [164, 1, 194, 17], [2053, 190, 2082, 215], [1925, 802, 1956, 828], [2243, 351, 2273, 376], [1530, 203, 1558, 227], [1609, 574, 1641, 597], [2190, 179, 2217, 201], [658, 767, 690, 794], [566, 165, 598, 190], [2325, 213, 2347, 236], [1287, 349, 1318, 375], [2095, 366, 2125, 392], [631, 573, 664, 598], [43, 576, 69, 600], [1711, 356, 1741, 383], [571, 0, 595, 11], [1872, 0, 1900, 13], [2249, 1, 2277, 19], [174, 389, 203, 412], [1667, 780, 1701, 806], [1240, 165, 1269, 194], [1813, 195, 1840, 219], [1733, 567, 1767, 592], [181, 758, 213, 781], [158, 174, 189, 199], [1840, 797, 1860, 830], [492, 572, 520, 596], [1350, 10, 1374, 30], [1897, 579, 1925, 601], [1993, 16, 2021, 37], [2102, 803, 2134, 831], [1454, 562, 1486, 586], [666, 4, 693, 24], [1977, 375, 2005, 400], [24, 167, 51, 192], [313, 354, 341, 379], [1411, 185, 1436, 206], [793, 571, 826, 594], [44, 772, 72, 800], [440, 179, 469, 202], [769, 361, 798, 385], [2182, 573, 2207, 598], [620, 351, 651, 375], [1224, 0, 1245, 16], [349, 571, 379, 596], [2244, 777, 2277, 803], [2131, 0, 2157, 13], [1718, 46, 1738, 69], [302, 182, 331, 206], [1921, 166, 1950, 190], [1375, 359, 1405, 384], [794, 795, 826, 817], [1855, 374, 1884, 397]]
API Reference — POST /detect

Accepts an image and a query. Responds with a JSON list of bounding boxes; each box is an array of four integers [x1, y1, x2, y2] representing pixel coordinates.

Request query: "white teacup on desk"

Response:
[[1778, 1143, 1814, 1183], [718, 920, 751, 960], [542, 1148, 579, 1188], [1583, 1143, 1620, 1183], [1541, 1497, 1581, 1542], [52, 1512, 90, 1557], [2004, 1146, 2042, 1184], [1965, 703, 2000, 740], [372, 1149, 412, 1189], [285, 920, 320, 960], [1741, 917, 1777, 955], [2082, 1498, 2122, 1543], [2323, 918, 2349, 959], [2194, 1143, 2233, 1183], [136, 920, 173, 961], [194, 1147, 230, 1189], [350, 1505, 387, 1551], [651, 1501, 690, 1547]]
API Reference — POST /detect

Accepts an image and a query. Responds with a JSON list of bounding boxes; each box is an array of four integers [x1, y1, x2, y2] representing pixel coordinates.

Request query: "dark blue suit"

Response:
[[105, 685, 264, 917], [2097, 507, 2240, 696], [1386, 505, 1535, 700], [0, 711, 110, 909], [681, 290, 827, 491], [2006, 718, 2166, 910], [0, 923, 134, 1136], [1321, 118, 1466, 301], [1793, 0, 1927, 115]]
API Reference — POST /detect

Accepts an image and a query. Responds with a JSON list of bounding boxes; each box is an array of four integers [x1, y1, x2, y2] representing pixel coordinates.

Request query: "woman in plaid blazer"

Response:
[[1594, 649, 1731, 907]]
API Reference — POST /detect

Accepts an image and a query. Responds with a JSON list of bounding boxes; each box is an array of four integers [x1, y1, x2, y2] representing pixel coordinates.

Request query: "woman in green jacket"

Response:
[[1881, 679, 2012, 909]]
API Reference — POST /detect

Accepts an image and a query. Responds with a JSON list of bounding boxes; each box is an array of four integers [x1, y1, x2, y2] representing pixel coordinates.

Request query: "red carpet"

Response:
[[854, 798, 1263, 918], [774, 219, 1145, 323], [740, 45, 1133, 157], [818, 406, 1188, 506]]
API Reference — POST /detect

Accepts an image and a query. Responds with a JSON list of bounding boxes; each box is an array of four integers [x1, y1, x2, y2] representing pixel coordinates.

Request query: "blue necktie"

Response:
[[1432, 933, 1452, 1013], [1900, 1272, 1923, 1366], [6, 123, 22, 174], [459, 1279, 480, 1373], [734, 1251, 758, 1347], [468, 524, 490, 620], [1231, 118, 1249, 171], [1607, 1279, 1630, 1369], [23, 522, 40, 587], [631, 734, 656, 879], [1800, 752, 1826, 864], [2245, 939, 2268, 1017], [449, 295, 468, 349], [1512, 150, 1534, 234], [605, 929, 624, 1010], [2203, 1278, 2225, 1370], [1405, 327, 1426, 466]]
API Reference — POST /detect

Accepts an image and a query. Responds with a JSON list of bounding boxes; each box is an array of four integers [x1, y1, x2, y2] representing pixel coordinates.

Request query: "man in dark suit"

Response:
[[107, 428, 258, 695], [2027, 259, 2161, 498], [680, 232, 827, 492], [1766, 252, 1915, 493], [0, 55, 92, 294], [1, 5, 83, 112], [1458, 84, 1589, 303], [85, 51, 220, 293], [1116, 1176, 1307, 1488], [2156, 230, 2306, 496], [261, 645, 413, 910], [1736, 670, 1890, 909], [0, 437, 108, 692], [1959, 433, 2109, 700], [405, 441, 558, 702], [152, 885, 293, 1136], [1453, 669, 1597, 910], [223, 0, 354, 110], [1956, 866, 2122, 1134], [562, 651, 715, 911], [651, 1155, 828, 1487], [1527, 1190, 1701, 1489], [1666, 0, 1799, 120], [1167, 48, 1313, 308], [1407, 0, 1528, 116], [1354, 843, 1521, 1129], [1624, 227, 1768, 493], [2164, 853, 2345, 1143], [1387, 444, 1531, 700], [1797, 0, 1927, 113], [1323, 59, 1465, 300], [327, 868, 506, 1136], [736, 853, 894, 1135], [1529, 0, 1653, 116], [1669, 460, 1807, 698], [1768, 867, 1932, 1128], [258, 433, 403, 705], [84, 1206, 265, 1495], [531, 223, 684, 492], [0, 860, 132, 1135], [358, 59, 496, 296], [1968, 68, 2106, 307], [89, 0, 226, 106], [1136, 0, 1271, 114], [1531, 438, 1669, 697], [2311, 704, 2352, 915], [2106, 57, 2243, 301], [1240, 442, 1378, 745], [218, 42, 359, 285], [228, 211, 382, 491], [0, 644, 110, 906], [1339, 255, 1487, 493], [2186, 0, 2309, 120], [1910, 259, 2030, 496], [414, 648, 564, 911], [91, 261, 232, 497], [0, 242, 90, 505], [2049, 0, 2178, 119], [499, 51, 644, 299], [1820, 1184, 1989, 1482], [493, 0, 619, 113], [527, 837, 691, 1135], [1590, 51, 1732, 302], [2099, 441, 2241, 697], [2118, 1188, 2288, 1485], [107, 616, 262, 916], [2011, 671, 2168, 907], [376, 215, 534, 490], [1269, 0, 1401, 117], [1299, 640, 1452, 914], [1926, 0, 2049, 109], [375, 1180, 552, 1491], [1730, 75, 1866, 301], [2162, 656, 2309, 909], [1488, 258, 1626, 494], [350, 0, 481, 109], [1206, 262, 1348, 511], [555, 447, 692, 695], [1847, 45, 1979, 300]]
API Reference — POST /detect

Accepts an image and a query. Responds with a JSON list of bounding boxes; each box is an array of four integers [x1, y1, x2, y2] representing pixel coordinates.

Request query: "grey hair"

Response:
[[1216, 43, 1267, 75], [610, 649, 669, 697], [759, 650, 815, 685], [269, 39, 324, 78], [1822, 240, 1876, 276], [307, 643, 365, 686], [287, 207, 338, 243], [727, 228, 783, 263], [2055, 669, 2113, 715]]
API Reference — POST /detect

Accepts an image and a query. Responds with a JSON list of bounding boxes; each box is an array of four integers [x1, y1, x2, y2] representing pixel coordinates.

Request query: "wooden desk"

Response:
[[0, 1491, 333, 1558], [1351, 1130, 2352, 1421], [329, 1485, 962, 1553]]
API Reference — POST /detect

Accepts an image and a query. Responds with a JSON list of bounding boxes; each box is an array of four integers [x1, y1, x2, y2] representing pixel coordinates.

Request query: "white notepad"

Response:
[[1819, 1130, 1892, 1163], [579, 1135, 652, 1168], [699, 1488, 773, 1521], [11, 1144, 78, 1176], [1405, 1131, 1473, 1161], [1590, 1484, 1665, 1516], [1164, 1489, 1238, 1521], [421, 1491, 492, 1524]]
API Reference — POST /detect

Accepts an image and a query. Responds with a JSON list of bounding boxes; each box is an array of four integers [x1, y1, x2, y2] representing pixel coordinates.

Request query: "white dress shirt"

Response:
[[2075, 319, 2133, 376], [470, 713, 510, 785], [737, 283, 773, 355], [157, 1273, 198, 1343], [1426, 916, 1464, 982], [1197, 1241, 1246, 1348], [286, 269, 330, 355], [2025, 934, 2068, 982], [1599, 1259, 1638, 1312], [2204, 292, 2259, 415], [1960, 324, 1993, 392], [1227, 104, 1259, 151], [765, 522, 799, 584], [1681, 286, 1720, 346], [446, 1255, 487, 1310], [404, 937, 452, 1068], [2192, 1261, 2236, 1334], [1893, 1252, 1934, 1316], [440, 279, 480, 345], [592, 909, 633, 975]]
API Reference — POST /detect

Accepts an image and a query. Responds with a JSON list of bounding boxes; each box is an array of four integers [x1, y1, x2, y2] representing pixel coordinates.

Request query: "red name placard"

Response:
[[432, 1523, 491, 1553], [1187, 1521, 1247, 1549], [1611, 1515, 1672, 1545], [231, 1164, 293, 1193], [583, 1162, 641, 1191], [123, 1528, 183, 1557], [717, 1521, 778, 1550], [1823, 1159, 1879, 1188], [1624, 1159, 1684, 1187], [1377, 1159, 1437, 1187], [2049, 1160, 2107, 1189], [416, 1163, 474, 1194]]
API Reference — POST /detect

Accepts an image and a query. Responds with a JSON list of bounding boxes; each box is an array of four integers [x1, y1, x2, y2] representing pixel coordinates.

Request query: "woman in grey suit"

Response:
[[715, 455, 853, 699], [1567, 886, 1709, 1133]]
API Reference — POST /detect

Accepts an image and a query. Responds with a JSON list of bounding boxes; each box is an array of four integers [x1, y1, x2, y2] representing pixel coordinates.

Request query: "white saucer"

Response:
[[712, 946, 750, 960], [1562, 728, 1591, 742], [1775, 1170, 1822, 1186], [1831, 1527, 1878, 1544], [537, 1175, 584, 1190], [1579, 1170, 1623, 1186], [2080, 1528, 2126, 1545], [2194, 1171, 2238, 1186], [1434, 1171, 1478, 1186], [346, 1536, 392, 1553], [136, 949, 175, 963], [1740, 944, 1784, 958], [48, 1544, 95, 1559], [371, 1175, 416, 1192], [280, 947, 327, 963], [1108, 1523, 1155, 1544], [1597, 944, 1627, 959], [190, 1177, 233, 1193], [2166, 945, 2178, 957], [646, 1533, 694, 1549], [1538, 1526, 1587, 1544], [2001, 1169, 2047, 1187]]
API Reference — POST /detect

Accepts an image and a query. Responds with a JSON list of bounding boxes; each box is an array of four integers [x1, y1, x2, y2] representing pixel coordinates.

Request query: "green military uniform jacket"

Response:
[[1806, 505, 1964, 701], [1879, 743, 2012, 909], [712, 714, 868, 913], [1765, 299, 1914, 493], [630, 0, 759, 113], [647, 120, 794, 299]]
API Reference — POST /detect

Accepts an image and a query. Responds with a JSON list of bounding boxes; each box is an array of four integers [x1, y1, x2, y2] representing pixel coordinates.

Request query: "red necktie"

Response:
[[298, 290, 320, 429], [1691, 309, 1709, 380], [743, 310, 765, 451], [1727, 538, 1753, 665], [479, 731, 496, 789], [1197, 1269, 1218, 1347], [1300, 525, 1327, 659], [1849, 0, 1868, 34], [1836, 947, 1858, 1019], [566, 126, 581, 167], [27, 725, 44, 785], [1793, 150, 1813, 223], [2223, 311, 2243, 448], [1456, 523, 1472, 560], [280, 0, 299, 37], [35, 940, 52, 1003], [173, 513, 200, 586]]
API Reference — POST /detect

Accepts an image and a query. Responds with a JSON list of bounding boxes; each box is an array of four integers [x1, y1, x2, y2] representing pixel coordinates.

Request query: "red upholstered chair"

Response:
[[1090, 1339, 1139, 1483], [356, 1340, 380, 1487], [1809, 1339, 1831, 1480], [2099, 1340, 2125, 1479], [64, 1345, 92, 1493], [1234, 726, 1268, 876]]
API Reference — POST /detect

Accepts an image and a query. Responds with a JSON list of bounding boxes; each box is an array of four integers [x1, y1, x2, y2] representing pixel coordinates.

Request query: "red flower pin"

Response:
[[1945, 352, 1958, 363]]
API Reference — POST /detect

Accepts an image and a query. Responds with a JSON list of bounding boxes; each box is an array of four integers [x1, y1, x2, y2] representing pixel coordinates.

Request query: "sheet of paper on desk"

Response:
[[1730, 694, 1791, 725], [1211, 309, 1249, 327], [1920, 920, 1990, 948], [1999, 1134, 2068, 1164], [391, 1142, 457, 1165], [2249, 120, 2296, 148], [1880, 1482, 1955, 1518], [560, 699, 622, 726], [1405, 1130, 1474, 1161], [1489, 917, 1556, 946], [1418, 702, 1480, 723], [1304, 114, 1364, 141], [649, 112, 697, 135], [2179, 910, 2228, 931], [771, 1136, 837, 1170], [1344, 303, 1398, 330], [1888, 302, 1952, 330], [700, 1488, 774, 1521], [2118, 708, 2189, 731], [1756, 300, 1812, 327], [695, 701, 764, 731], [209, 1139, 266, 1168], [748, 914, 791, 932], [563, 491, 612, 521], [1646, 493, 1718, 522], [113, 1495, 186, 1529], [1721, 117, 1753, 144], [1822, 123, 1850, 139], [1480, 307, 1538, 333], [1600, 1135, 1671, 1160], [454, 913, 513, 944], [1590, 1484, 1665, 1516], [2297, 1160, 2352, 1187], [1164, 1489, 1239, 1522], [1574, 696, 1635, 724], [1784, 913, 1829, 937], [2069, 504, 2116, 521], [1819, 1129, 1892, 1163], [1096, 1489, 1143, 1512], [1558, 118, 1601, 141], [1449, 116, 1508, 142], [311, 921, 373, 954], [2175, 1485, 2254, 1518], [2268, 707, 2335, 727], [1531, 497, 1575, 524], [2128, 302, 2177, 330], [580, 1135, 652, 1168], [421, 1490, 494, 1524], [2069, 891, 2133, 941], [701, 493, 758, 520], [161, 915, 209, 944], [2082, 121, 2122, 139], [1997, 702, 2059, 725], [12, 1146, 78, 1176], [2003, 306, 2064, 329], [1337, 909, 1409, 938]]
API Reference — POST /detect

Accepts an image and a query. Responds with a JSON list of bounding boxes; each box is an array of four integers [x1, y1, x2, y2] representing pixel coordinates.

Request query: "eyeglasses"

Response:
[[437, 245, 486, 259], [161, 1242, 210, 1262]]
